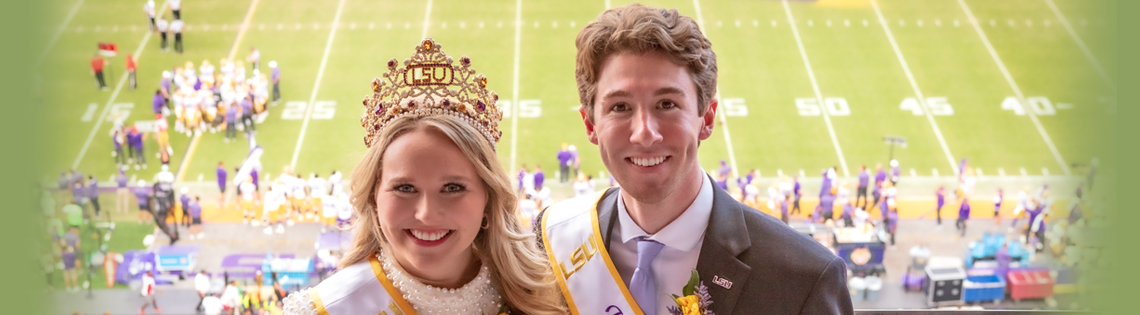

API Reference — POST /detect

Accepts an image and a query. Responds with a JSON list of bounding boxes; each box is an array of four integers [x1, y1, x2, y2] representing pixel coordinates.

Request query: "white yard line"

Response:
[[176, 0, 261, 181], [781, 0, 850, 176], [692, 0, 739, 178], [1044, 0, 1115, 90], [870, 0, 958, 174], [508, 0, 523, 173], [288, 0, 347, 170], [421, 0, 433, 38], [37, 0, 86, 67], [956, 0, 1071, 176], [72, 3, 168, 169], [605, 0, 611, 9]]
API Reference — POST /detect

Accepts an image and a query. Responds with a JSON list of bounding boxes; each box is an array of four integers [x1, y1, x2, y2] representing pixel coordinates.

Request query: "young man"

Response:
[[538, 5, 852, 314]]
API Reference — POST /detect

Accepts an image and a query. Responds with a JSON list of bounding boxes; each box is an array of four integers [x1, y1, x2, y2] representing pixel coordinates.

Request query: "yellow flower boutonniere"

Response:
[[667, 270, 714, 315]]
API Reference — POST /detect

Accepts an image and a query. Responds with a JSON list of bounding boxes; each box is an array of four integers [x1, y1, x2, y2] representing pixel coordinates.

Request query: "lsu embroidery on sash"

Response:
[[542, 189, 644, 315]]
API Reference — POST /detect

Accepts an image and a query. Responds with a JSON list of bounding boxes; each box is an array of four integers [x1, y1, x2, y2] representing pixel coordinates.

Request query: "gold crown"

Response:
[[361, 38, 503, 149]]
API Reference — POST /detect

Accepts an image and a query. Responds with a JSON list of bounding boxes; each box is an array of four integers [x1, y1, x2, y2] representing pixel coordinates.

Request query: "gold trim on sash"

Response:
[[589, 189, 645, 315], [369, 255, 418, 315], [544, 188, 644, 315], [309, 289, 331, 315], [542, 205, 580, 314]]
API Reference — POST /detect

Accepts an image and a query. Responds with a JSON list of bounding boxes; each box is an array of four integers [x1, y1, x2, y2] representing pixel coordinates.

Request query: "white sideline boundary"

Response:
[[288, 0, 347, 170], [956, 0, 1071, 176], [870, 0, 959, 174], [692, 0, 740, 178], [781, 0, 850, 177], [508, 0, 522, 173], [1044, 0, 1115, 90], [37, 0, 86, 67]]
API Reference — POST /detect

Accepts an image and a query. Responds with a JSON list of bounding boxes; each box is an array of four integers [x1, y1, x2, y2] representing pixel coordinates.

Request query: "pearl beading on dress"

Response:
[[379, 251, 505, 315]]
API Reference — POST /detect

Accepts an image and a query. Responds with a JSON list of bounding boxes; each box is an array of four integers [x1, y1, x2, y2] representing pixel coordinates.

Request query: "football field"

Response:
[[39, 0, 1116, 190]]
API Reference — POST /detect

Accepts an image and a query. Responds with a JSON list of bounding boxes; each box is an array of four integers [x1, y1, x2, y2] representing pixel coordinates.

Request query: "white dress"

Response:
[[282, 251, 504, 315]]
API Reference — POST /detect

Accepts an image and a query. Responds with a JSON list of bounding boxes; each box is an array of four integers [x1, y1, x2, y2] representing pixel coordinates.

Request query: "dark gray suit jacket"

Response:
[[538, 182, 854, 314]]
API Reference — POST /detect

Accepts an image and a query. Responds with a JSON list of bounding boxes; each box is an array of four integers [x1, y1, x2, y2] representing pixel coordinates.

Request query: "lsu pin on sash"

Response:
[[542, 189, 643, 315]]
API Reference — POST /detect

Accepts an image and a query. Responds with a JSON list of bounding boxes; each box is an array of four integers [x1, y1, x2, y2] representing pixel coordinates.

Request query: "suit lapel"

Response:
[[598, 183, 754, 314], [596, 187, 621, 248], [696, 181, 753, 315]]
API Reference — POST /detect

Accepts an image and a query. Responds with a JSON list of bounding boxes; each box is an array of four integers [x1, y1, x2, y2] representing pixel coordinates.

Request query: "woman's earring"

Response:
[[481, 216, 489, 229]]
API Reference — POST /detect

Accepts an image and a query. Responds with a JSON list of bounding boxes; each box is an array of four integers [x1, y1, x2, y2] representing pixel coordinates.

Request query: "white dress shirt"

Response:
[[611, 174, 713, 315]]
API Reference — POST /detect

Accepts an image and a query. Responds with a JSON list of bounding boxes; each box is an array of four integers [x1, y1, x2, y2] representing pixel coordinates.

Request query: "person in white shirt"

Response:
[[334, 188, 352, 228], [194, 270, 210, 312], [219, 281, 241, 313], [572, 173, 592, 197], [836, 181, 850, 207], [238, 177, 256, 225], [327, 170, 342, 195], [247, 47, 260, 71], [170, 19, 184, 53], [143, 0, 156, 31], [155, 17, 169, 51], [139, 270, 160, 314], [518, 193, 537, 229], [167, 0, 181, 19], [534, 185, 552, 210], [201, 293, 223, 315]]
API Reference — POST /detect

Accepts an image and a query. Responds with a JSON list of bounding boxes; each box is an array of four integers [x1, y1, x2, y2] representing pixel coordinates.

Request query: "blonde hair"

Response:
[[340, 114, 567, 314], [575, 3, 718, 122]]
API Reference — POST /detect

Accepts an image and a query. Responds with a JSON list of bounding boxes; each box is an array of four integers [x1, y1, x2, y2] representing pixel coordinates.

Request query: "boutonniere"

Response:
[[668, 270, 714, 315]]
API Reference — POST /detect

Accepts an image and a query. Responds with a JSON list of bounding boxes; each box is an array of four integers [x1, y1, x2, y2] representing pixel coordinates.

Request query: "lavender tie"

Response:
[[629, 237, 665, 315]]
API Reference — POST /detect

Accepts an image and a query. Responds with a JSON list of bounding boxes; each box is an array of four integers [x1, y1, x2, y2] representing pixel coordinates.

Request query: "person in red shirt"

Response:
[[91, 53, 108, 91], [126, 54, 138, 90]]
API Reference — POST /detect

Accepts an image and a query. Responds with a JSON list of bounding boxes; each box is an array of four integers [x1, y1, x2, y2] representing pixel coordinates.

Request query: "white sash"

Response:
[[542, 189, 642, 315], [310, 255, 417, 315]]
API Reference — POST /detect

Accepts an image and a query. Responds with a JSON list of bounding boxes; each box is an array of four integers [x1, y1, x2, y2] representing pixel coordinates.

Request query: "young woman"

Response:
[[283, 39, 565, 315]]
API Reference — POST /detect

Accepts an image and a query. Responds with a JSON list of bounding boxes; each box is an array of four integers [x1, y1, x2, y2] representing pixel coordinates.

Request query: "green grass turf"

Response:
[[43, 221, 155, 290], [40, 0, 1116, 188]]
